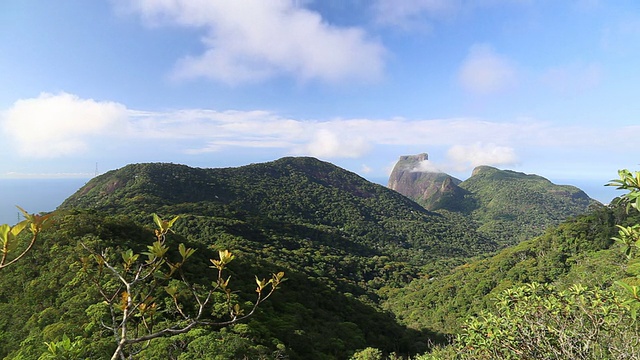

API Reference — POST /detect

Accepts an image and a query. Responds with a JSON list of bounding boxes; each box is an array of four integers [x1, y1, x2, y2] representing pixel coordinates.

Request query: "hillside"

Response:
[[388, 154, 598, 245], [1, 157, 620, 359], [61, 157, 497, 265], [0, 157, 497, 359], [383, 201, 636, 334]]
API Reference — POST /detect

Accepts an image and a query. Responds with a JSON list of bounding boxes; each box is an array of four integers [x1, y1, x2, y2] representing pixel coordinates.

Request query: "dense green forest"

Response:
[[1, 157, 636, 359]]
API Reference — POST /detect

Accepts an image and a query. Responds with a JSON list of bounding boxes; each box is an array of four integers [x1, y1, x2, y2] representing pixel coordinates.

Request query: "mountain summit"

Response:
[[388, 154, 598, 245], [387, 153, 468, 211]]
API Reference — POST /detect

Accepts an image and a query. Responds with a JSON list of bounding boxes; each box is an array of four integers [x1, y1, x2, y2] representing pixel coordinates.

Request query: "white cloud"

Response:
[[120, 0, 385, 84], [360, 164, 373, 174], [4, 92, 631, 170], [446, 142, 518, 171], [2, 93, 128, 158], [297, 129, 372, 158], [410, 160, 442, 173], [457, 44, 517, 95]]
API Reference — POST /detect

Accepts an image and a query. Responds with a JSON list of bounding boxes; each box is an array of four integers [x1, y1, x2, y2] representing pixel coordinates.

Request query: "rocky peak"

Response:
[[387, 153, 464, 210]]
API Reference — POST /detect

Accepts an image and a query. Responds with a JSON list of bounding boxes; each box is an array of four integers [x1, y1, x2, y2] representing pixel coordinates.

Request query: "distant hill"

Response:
[[388, 154, 598, 245]]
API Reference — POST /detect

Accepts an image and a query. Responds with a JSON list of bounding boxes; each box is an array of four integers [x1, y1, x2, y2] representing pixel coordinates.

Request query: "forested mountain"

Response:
[[0, 158, 492, 359], [61, 157, 497, 265], [388, 154, 597, 246], [0, 157, 620, 359]]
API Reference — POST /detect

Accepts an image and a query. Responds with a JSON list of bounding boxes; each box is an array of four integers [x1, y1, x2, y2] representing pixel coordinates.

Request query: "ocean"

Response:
[[0, 178, 89, 225]]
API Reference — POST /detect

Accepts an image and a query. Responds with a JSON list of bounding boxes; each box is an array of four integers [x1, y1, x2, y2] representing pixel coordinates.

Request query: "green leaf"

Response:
[[178, 243, 195, 261], [10, 220, 28, 237], [167, 215, 180, 228], [165, 286, 177, 297], [153, 213, 163, 230], [0, 224, 10, 251]]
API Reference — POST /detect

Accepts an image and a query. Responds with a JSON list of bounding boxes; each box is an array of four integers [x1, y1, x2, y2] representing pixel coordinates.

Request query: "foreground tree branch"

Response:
[[80, 214, 284, 360]]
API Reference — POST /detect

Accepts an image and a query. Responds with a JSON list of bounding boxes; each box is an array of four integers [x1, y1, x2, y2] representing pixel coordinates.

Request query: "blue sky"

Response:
[[1, 0, 639, 202]]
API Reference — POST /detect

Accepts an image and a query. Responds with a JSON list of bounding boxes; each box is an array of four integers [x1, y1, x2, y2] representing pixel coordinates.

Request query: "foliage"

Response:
[[0, 206, 55, 269], [0, 158, 613, 359], [607, 169, 640, 319], [80, 214, 283, 360], [350, 347, 384, 360], [384, 202, 630, 334], [456, 166, 597, 246], [394, 164, 597, 246], [455, 283, 639, 359], [59, 158, 498, 266], [39, 334, 84, 360]]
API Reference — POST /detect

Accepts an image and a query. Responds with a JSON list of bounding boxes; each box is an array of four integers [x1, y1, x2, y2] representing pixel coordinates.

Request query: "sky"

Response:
[[2, 0, 640, 202]]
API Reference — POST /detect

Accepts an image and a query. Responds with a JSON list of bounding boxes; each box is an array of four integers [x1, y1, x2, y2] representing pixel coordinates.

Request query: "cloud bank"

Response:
[[2, 93, 128, 157], [4, 93, 635, 173], [120, 0, 385, 84], [447, 143, 518, 171]]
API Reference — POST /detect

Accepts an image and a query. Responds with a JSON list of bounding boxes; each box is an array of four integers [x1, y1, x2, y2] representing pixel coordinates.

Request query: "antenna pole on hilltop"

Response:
[[95, 162, 98, 177]]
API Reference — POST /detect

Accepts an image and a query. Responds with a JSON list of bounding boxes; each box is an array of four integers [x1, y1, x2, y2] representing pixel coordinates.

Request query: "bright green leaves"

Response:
[[608, 169, 640, 320], [254, 272, 285, 293], [17, 205, 55, 235], [210, 249, 235, 271], [255, 276, 269, 293], [153, 213, 179, 240], [178, 243, 195, 262], [143, 240, 169, 264], [0, 207, 55, 270], [615, 280, 640, 320], [40, 334, 84, 360], [611, 224, 640, 259], [607, 169, 640, 212], [121, 249, 140, 271], [0, 223, 23, 255], [456, 283, 637, 359]]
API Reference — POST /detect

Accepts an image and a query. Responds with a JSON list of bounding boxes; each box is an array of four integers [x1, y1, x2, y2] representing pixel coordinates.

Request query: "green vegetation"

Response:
[[457, 166, 597, 245], [455, 283, 639, 359], [1, 158, 633, 359], [384, 203, 632, 334], [79, 214, 283, 360], [404, 169, 640, 359]]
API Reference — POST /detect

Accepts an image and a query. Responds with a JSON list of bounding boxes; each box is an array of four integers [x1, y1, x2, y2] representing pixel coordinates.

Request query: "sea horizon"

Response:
[[0, 178, 89, 226]]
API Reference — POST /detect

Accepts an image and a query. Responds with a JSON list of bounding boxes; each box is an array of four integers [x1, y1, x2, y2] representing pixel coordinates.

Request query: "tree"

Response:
[[608, 169, 640, 318], [80, 214, 284, 360], [455, 282, 639, 359], [0, 206, 55, 270]]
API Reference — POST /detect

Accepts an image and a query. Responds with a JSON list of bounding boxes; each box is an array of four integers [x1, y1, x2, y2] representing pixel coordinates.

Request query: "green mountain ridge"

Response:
[[61, 157, 497, 265], [0, 156, 619, 359]]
